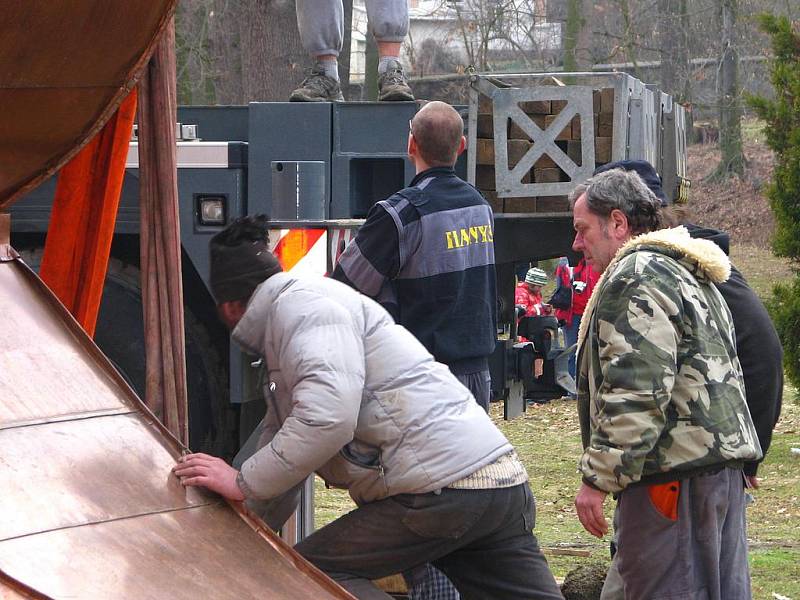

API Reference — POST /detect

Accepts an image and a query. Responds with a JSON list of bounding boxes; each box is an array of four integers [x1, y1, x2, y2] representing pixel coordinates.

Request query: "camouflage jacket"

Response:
[[576, 226, 762, 493]]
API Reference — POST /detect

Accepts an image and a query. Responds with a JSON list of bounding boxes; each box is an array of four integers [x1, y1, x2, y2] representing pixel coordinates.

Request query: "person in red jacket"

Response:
[[562, 257, 600, 394], [515, 267, 549, 317]]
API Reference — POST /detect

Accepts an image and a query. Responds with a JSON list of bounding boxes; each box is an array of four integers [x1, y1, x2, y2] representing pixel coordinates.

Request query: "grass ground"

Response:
[[314, 246, 799, 599]]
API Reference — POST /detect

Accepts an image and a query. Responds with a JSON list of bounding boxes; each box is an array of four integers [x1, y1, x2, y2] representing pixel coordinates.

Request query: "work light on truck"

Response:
[[197, 195, 227, 226]]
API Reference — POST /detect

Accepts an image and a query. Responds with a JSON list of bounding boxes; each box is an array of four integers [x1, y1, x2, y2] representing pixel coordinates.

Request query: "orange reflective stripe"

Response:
[[273, 229, 325, 271]]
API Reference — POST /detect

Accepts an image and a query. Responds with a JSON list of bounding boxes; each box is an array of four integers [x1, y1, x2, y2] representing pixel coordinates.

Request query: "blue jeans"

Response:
[[564, 314, 582, 386]]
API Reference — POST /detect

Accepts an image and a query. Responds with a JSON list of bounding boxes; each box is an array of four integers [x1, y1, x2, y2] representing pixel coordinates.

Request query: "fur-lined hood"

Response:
[[577, 226, 731, 347]]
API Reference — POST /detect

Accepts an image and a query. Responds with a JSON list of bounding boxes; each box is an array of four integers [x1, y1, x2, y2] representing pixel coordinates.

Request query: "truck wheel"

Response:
[[19, 248, 235, 457]]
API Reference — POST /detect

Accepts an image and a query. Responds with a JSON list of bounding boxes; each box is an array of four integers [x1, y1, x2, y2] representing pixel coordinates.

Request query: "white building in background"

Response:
[[349, 0, 562, 80]]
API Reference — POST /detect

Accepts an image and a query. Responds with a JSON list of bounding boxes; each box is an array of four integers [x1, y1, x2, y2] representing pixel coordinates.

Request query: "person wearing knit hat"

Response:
[[208, 216, 283, 325], [173, 216, 562, 600], [515, 267, 549, 318]]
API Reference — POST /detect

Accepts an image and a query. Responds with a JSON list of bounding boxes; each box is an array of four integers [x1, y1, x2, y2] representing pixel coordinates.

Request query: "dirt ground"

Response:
[[685, 122, 777, 248]]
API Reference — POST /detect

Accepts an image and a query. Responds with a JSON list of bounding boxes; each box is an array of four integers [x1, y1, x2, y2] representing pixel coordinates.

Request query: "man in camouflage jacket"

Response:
[[571, 168, 761, 600]]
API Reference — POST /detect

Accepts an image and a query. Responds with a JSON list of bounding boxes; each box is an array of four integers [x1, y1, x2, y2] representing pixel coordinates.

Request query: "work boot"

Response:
[[377, 60, 414, 102], [289, 68, 344, 102]]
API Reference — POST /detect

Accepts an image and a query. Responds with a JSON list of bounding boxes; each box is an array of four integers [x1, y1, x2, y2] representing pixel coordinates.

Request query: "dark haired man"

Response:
[[173, 216, 562, 600], [571, 168, 761, 599], [591, 159, 783, 600], [593, 159, 783, 488], [333, 101, 496, 414]]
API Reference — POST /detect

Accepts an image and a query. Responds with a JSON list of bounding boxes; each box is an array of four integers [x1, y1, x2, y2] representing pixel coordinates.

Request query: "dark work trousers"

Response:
[[456, 369, 491, 412], [615, 468, 751, 600], [295, 484, 563, 600]]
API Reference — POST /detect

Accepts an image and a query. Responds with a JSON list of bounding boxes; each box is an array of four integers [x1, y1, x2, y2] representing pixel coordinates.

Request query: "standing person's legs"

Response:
[[364, 0, 413, 101], [295, 0, 343, 58], [599, 558, 624, 600], [364, 0, 408, 50], [697, 469, 751, 600], [599, 508, 624, 600], [615, 469, 751, 600], [407, 564, 460, 600], [291, 0, 344, 101], [563, 314, 581, 393], [455, 370, 491, 412]]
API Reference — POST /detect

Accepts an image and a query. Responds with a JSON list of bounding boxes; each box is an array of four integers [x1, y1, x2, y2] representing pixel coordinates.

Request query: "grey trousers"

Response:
[[456, 369, 492, 412], [296, 484, 563, 600], [608, 468, 751, 600], [296, 0, 409, 57]]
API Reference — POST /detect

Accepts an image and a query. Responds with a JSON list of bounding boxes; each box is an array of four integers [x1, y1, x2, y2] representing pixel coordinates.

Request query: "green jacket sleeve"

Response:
[[579, 269, 683, 493]]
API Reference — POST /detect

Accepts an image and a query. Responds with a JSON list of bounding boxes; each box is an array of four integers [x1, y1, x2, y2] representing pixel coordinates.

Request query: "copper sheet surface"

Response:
[[0, 414, 209, 541], [0, 504, 344, 600], [0, 257, 353, 598], [0, 261, 129, 427], [0, 1, 177, 206]]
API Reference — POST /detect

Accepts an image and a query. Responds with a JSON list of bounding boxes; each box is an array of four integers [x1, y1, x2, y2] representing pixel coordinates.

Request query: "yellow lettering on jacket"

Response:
[[444, 223, 494, 249]]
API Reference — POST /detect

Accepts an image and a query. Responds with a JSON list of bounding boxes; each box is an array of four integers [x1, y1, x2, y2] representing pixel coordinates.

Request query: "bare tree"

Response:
[[407, 0, 556, 74], [340, 0, 354, 92], [714, 0, 744, 178], [452, 0, 505, 70], [176, 0, 308, 104], [238, 0, 307, 101], [563, 0, 593, 71], [176, 1, 212, 104], [657, 0, 677, 94]]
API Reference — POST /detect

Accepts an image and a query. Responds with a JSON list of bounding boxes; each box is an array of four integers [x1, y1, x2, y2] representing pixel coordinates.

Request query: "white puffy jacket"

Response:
[[233, 273, 512, 506]]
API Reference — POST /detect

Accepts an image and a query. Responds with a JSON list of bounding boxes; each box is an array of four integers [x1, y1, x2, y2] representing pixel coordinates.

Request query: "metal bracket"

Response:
[[0, 213, 19, 262], [470, 76, 596, 197]]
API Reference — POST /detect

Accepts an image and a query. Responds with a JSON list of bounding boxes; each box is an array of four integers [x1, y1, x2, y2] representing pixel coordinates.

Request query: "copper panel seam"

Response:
[[0, 503, 354, 600], [0, 502, 216, 544], [0, 408, 135, 431], [0, 252, 355, 598], [3, 257, 189, 455]]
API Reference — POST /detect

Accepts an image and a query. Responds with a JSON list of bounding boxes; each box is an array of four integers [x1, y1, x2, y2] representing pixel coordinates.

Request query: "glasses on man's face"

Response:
[[408, 119, 414, 136]]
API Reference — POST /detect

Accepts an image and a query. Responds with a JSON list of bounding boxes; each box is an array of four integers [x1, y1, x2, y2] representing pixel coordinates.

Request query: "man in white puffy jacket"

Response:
[[173, 216, 562, 600]]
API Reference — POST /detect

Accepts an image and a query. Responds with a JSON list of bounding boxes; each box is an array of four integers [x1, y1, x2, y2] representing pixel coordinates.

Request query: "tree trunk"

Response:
[[563, 0, 580, 71], [658, 0, 678, 95], [679, 0, 694, 134], [617, 0, 640, 79], [563, 0, 592, 71], [340, 0, 353, 94], [205, 0, 244, 104], [239, 0, 307, 102], [716, 0, 744, 178], [364, 32, 378, 101]]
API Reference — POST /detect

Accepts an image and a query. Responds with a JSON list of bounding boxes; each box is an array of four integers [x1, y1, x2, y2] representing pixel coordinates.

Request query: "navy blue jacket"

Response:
[[686, 224, 783, 476], [333, 167, 497, 374]]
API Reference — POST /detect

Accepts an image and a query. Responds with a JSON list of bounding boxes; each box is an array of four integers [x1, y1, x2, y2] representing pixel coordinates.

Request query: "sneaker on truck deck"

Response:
[[289, 69, 344, 102], [378, 60, 414, 102]]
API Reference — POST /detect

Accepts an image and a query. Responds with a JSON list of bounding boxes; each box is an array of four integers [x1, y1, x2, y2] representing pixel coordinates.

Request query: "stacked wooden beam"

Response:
[[476, 88, 615, 214]]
